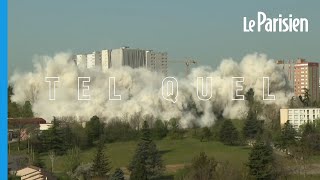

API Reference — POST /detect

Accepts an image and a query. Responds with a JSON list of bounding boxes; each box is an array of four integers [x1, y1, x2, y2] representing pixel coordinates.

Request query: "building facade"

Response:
[[280, 108, 320, 130], [294, 59, 319, 102], [276, 60, 295, 90], [86, 51, 102, 69], [73, 54, 87, 69], [101, 49, 111, 72], [146, 50, 168, 76], [110, 47, 146, 69], [73, 47, 168, 75]]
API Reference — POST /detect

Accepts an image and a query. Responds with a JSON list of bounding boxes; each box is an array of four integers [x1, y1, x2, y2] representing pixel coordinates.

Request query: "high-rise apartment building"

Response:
[[294, 59, 319, 102], [73, 47, 168, 75], [146, 50, 168, 76], [73, 54, 87, 69], [110, 47, 146, 69], [101, 49, 111, 72], [276, 60, 295, 89], [86, 51, 102, 69]]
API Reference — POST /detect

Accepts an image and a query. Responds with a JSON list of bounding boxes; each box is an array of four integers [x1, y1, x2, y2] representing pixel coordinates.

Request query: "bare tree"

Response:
[[129, 112, 142, 130], [143, 114, 155, 128], [49, 150, 56, 172]]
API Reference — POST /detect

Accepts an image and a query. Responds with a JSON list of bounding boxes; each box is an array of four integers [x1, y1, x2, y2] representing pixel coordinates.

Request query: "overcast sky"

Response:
[[8, 0, 320, 76]]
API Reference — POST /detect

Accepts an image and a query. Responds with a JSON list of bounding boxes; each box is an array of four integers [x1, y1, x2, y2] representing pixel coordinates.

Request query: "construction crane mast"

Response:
[[169, 59, 197, 77]]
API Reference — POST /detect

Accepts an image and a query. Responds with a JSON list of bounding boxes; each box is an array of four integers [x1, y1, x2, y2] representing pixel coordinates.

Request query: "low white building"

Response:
[[280, 108, 320, 130], [39, 123, 53, 131]]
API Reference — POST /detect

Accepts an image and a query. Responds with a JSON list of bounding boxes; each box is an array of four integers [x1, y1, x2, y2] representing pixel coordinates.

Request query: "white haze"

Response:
[[10, 52, 293, 127]]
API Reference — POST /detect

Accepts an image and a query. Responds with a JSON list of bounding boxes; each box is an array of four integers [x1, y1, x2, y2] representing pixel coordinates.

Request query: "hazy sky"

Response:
[[8, 0, 320, 76]]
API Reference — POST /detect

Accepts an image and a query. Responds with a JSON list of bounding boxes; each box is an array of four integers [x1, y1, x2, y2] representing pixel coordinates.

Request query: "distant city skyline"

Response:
[[8, 0, 320, 76]]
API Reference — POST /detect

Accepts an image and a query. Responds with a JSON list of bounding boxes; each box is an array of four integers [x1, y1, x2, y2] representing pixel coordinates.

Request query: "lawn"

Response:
[[40, 138, 250, 174], [9, 138, 320, 179]]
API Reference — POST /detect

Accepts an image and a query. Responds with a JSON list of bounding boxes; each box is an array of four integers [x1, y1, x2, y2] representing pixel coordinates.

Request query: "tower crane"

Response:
[[168, 58, 198, 77]]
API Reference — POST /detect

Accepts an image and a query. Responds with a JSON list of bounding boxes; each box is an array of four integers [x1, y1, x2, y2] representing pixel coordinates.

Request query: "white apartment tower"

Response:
[[73, 54, 87, 69], [146, 50, 168, 76], [101, 49, 111, 72], [86, 51, 102, 69]]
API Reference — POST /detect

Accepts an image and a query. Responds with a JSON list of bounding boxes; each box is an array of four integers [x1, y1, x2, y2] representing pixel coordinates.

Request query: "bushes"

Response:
[[168, 118, 185, 140], [175, 152, 217, 180], [105, 120, 139, 142], [152, 119, 168, 140], [174, 152, 243, 180]]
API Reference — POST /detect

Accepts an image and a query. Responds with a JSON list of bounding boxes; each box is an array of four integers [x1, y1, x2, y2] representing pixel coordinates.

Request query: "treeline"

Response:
[[8, 86, 34, 118], [29, 115, 188, 154], [289, 88, 320, 108], [28, 118, 165, 179]]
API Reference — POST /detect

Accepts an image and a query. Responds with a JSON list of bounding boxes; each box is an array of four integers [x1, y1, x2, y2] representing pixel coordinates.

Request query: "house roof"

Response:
[[16, 166, 56, 180], [8, 118, 47, 126]]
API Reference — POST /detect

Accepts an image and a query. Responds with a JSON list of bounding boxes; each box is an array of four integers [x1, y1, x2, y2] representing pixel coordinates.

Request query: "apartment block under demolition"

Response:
[[294, 59, 319, 102], [72, 47, 168, 76], [277, 58, 319, 102], [280, 108, 320, 130]]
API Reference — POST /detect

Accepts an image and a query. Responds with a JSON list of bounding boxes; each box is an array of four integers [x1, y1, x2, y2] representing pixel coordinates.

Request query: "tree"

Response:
[[274, 121, 296, 154], [129, 121, 164, 179], [242, 111, 262, 140], [302, 121, 315, 137], [86, 116, 104, 146], [247, 141, 275, 180], [152, 119, 168, 140], [62, 124, 75, 150], [8, 85, 21, 118], [8, 175, 20, 180], [65, 147, 80, 175], [168, 118, 184, 139], [91, 141, 111, 178], [42, 117, 66, 155], [48, 150, 56, 172], [245, 88, 255, 104], [71, 163, 93, 180], [200, 127, 212, 142], [215, 161, 242, 180], [130, 161, 147, 180], [105, 119, 139, 142], [263, 104, 281, 131], [70, 122, 88, 149], [242, 88, 263, 141], [32, 152, 44, 168], [299, 88, 311, 107], [300, 121, 320, 155], [21, 101, 34, 118], [290, 140, 312, 177], [181, 152, 218, 180], [219, 119, 239, 145], [111, 168, 125, 180]]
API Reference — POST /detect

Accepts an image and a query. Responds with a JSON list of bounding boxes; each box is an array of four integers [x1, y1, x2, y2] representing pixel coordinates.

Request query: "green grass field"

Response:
[[9, 138, 320, 179], [39, 138, 250, 174]]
